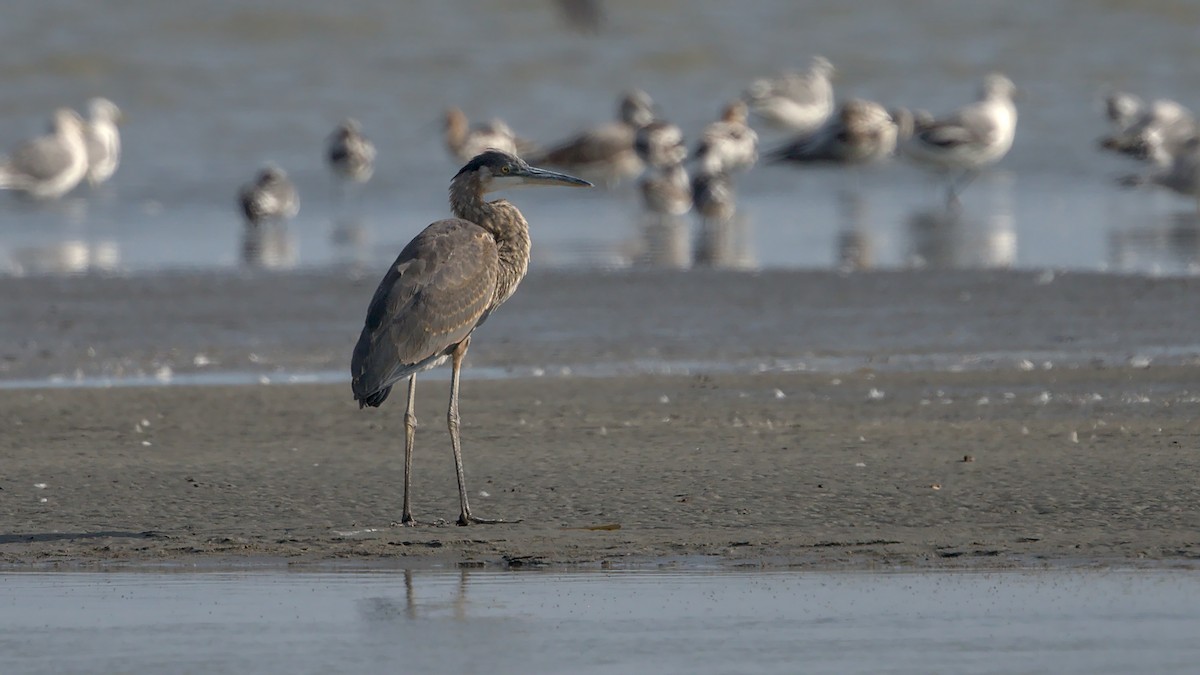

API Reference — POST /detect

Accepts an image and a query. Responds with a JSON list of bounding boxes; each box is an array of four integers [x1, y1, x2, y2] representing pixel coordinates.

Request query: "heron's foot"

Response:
[[457, 512, 520, 526], [393, 514, 419, 527]]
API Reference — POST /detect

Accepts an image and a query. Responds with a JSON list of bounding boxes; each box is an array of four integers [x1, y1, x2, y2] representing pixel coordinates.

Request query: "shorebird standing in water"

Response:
[[1120, 136, 1200, 212], [743, 56, 835, 134], [0, 108, 89, 200], [1100, 98, 1195, 167], [768, 98, 902, 167], [694, 100, 758, 175], [327, 118, 376, 184], [351, 150, 591, 526], [902, 73, 1018, 204], [443, 107, 535, 163], [528, 89, 657, 186], [238, 164, 299, 269], [83, 98, 122, 187], [238, 164, 299, 226]]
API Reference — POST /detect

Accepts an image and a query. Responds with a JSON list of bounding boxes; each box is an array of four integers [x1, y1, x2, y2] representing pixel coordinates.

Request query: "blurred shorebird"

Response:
[[238, 164, 299, 227], [634, 119, 686, 170], [694, 100, 758, 175], [443, 107, 535, 163], [1104, 91, 1144, 136], [0, 108, 89, 200], [1100, 98, 1195, 166], [768, 98, 901, 166], [903, 73, 1018, 203], [528, 89, 656, 186], [351, 150, 591, 525], [1120, 136, 1200, 211], [639, 161, 691, 216], [327, 118, 376, 184], [743, 56, 835, 134], [83, 98, 122, 187]]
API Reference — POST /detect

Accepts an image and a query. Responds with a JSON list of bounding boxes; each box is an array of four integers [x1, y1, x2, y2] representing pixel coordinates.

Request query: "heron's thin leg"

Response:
[[448, 337, 511, 526], [400, 375, 417, 525]]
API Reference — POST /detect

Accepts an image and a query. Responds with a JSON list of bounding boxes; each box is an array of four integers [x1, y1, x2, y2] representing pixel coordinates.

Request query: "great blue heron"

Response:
[[327, 118, 376, 184], [901, 73, 1018, 203], [443, 107, 537, 163], [83, 98, 122, 187], [0, 108, 89, 200], [743, 56, 835, 134], [350, 150, 591, 526], [694, 100, 758, 175], [767, 99, 902, 166], [238, 164, 299, 226]]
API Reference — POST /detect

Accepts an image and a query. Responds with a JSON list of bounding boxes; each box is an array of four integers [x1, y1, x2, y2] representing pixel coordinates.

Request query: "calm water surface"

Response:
[[2, 1, 1200, 276], [2, 569, 1199, 674]]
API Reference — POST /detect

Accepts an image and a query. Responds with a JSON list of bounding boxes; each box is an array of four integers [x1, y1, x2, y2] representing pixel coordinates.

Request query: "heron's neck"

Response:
[[449, 181, 531, 305]]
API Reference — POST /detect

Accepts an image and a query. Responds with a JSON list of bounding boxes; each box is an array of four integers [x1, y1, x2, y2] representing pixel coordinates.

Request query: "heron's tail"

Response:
[[354, 383, 392, 408]]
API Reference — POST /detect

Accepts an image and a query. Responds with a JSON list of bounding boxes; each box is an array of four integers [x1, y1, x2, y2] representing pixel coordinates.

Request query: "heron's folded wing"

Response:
[[351, 219, 499, 397]]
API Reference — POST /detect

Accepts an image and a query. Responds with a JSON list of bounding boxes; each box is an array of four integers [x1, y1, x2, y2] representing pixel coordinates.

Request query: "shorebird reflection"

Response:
[[906, 202, 1015, 270], [835, 192, 875, 271], [241, 222, 297, 270], [1107, 212, 1200, 274]]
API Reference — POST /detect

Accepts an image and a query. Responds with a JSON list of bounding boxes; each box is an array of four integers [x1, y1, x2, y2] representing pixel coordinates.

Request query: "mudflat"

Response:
[[3, 366, 1198, 569]]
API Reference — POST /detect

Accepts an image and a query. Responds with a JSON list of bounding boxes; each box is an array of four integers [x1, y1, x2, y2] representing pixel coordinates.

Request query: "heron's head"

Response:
[[337, 118, 362, 135], [88, 98, 123, 125], [455, 150, 592, 193]]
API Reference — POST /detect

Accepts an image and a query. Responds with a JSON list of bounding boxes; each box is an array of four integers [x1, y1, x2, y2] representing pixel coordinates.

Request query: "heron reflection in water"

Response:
[[350, 150, 591, 526]]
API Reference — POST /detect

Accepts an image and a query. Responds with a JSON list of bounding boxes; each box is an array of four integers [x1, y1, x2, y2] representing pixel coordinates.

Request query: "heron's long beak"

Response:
[[518, 166, 593, 188]]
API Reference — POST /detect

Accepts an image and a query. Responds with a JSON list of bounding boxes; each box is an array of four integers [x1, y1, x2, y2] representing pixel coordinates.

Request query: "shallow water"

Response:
[[3, 569, 1199, 674], [2, 1, 1200, 276]]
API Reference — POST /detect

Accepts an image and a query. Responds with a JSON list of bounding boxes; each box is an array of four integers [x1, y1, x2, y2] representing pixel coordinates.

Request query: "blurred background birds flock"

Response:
[[2, 0, 1200, 276]]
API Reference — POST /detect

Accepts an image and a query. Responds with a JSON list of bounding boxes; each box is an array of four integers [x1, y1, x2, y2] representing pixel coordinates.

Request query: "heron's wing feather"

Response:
[[351, 219, 499, 399]]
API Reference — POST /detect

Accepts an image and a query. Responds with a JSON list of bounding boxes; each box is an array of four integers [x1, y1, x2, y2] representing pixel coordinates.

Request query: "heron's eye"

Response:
[[500, 165, 511, 175]]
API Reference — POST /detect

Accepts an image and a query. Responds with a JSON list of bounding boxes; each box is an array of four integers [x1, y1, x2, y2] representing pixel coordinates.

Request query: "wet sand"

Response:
[[3, 366, 1199, 569], [2, 269, 1200, 569]]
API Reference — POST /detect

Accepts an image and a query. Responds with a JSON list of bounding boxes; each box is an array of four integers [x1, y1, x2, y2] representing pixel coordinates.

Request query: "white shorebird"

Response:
[[443, 107, 535, 163], [743, 56, 835, 134], [1100, 98, 1195, 166], [238, 164, 299, 227], [326, 118, 376, 183], [694, 100, 758, 175], [1120, 136, 1200, 210], [768, 98, 901, 166], [529, 89, 657, 186], [0, 108, 89, 200], [903, 73, 1018, 203], [83, 98, 122, 187]]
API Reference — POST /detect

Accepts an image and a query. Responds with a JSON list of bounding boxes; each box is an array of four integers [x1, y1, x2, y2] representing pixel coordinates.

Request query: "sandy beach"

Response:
[[4, 363, 1200, 568], [2, 270, 1200, 569]]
